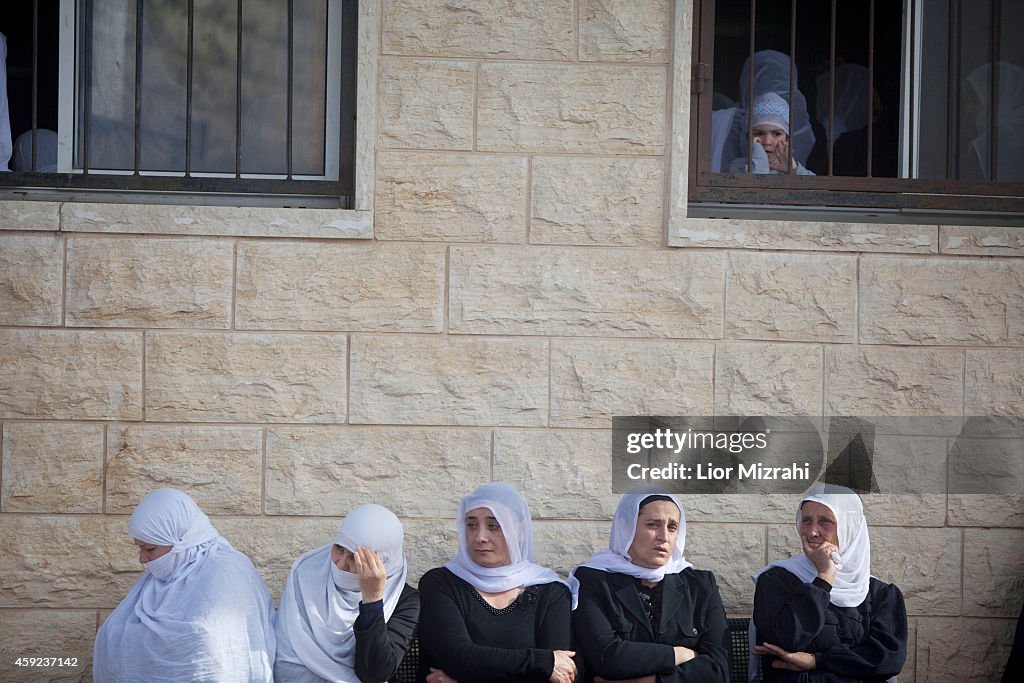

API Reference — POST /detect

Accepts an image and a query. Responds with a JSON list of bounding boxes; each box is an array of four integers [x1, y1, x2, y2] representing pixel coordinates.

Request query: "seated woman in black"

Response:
[[751, 483, 907, 682], [418, 482, 576, 683], [571, 492, 730, 682]]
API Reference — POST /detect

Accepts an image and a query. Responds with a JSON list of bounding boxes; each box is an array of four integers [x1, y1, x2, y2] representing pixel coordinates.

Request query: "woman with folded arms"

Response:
[[418, 482, 576, 683], [275, 503, 419, 682], [571, 492, 730, 683], [750, 483, 907, 682]]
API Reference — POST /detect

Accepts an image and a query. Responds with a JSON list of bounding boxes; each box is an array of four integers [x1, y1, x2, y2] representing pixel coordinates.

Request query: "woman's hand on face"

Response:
[[753, 642, 816, 671], [426, 667, 458, 683], [549, 649, 577, 683], [353, 547, 386, 603], [801, 535, 839, 584]]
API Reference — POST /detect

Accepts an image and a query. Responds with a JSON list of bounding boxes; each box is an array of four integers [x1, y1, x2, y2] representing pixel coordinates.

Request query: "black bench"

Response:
[[395, 617, 752, 682]]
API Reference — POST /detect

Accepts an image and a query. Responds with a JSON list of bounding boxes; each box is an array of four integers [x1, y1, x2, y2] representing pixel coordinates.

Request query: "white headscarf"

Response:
[[752, 92, 792, 134], [93, 488, 276, 683], [276, 504, 409, 683], [815, 64, 871, 143], [966, 61, 1024, 182], [444, 482, 565, 593], [753, 483, 871, 608], [569, 492, 693, 609]]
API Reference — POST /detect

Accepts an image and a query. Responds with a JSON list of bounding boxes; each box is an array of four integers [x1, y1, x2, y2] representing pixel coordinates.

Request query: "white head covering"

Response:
[[815, 64, 871, 143], [276, 504, 408, 683], [569, 492, 693, 609], [737, 49, 815, 165], [12, 128, 59, 172], [966, 61, 1024, 182], [444, 482, 565, 593], [94, 488, 276, 683], [753, 483, 871, 608], [752, 92, 791, 135], [0, 33, 12, 172]]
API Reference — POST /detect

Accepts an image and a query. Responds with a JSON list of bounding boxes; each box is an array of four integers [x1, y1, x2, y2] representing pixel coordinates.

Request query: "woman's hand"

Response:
[[549, 649, 577, 683], [766, 137, 797, 173], [353, 547, 386, 603], [672, 645, 697, 665], [426, 667, 458, 683], [801, 535, 839, 585], [753, 642, 816, 671]]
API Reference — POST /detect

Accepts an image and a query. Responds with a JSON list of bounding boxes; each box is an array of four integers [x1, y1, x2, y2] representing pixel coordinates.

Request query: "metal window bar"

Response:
[[828, 0, 836, 177], [82, 0, 93, 173], [989, 0, 1000, 182], [867, 0, 875, 177], [747, 0, 756, 172], [31, 0, 39, 171], [946, 0, 960, 180], [788, 0, 796, 174], [133, 0, 143, 175], [185, 0, 194, 176], [235, 0, 243, 178], [287, 0, 294, 179]]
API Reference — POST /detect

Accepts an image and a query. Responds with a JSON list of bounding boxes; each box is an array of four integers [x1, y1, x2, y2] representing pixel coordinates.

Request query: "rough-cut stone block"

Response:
[[550, 340, 714, 428], [265, 426, 489, 517], [376, 151, 527, 242], [66, 237, 233, 328], [580, 0, 671, 63], [715, 343, 823, 416], [682, 494, 795, 524], [941, 225, 1024, 256], [670, 218, 938, 253], [61, 203, 372, 239], [860, 257, 1024, 346], [0, 234, 62, 325], [533, 521, 607, 577], [0, 610, 95, 683], [450, 246, 723, 338], [726, 252, 856, 343], [946, 435, 1024, 527], [825, 346, 963, 416], [349, 336, 547, 426], [0, 200, 60, 231], [0, 330, 143, 420], [382, 0, 573, 60], [0, 515, 138, 607], [493, 430, 618, 519], [872, 528, 961, 616], [146, 332, 346, 423], [530, 156, 663, 246], [917, 617, 1015, 682], [964, 529, 1024, 618], [769, 525, 960, 616], [379, 59, 475, 150], [106, 424, 264, 514], [236, 241, 445, 332], [687, 523, 766, 615], [965, 350, 1024, 419], [478, 64, 666, 153], [2, 423, 104, 513]]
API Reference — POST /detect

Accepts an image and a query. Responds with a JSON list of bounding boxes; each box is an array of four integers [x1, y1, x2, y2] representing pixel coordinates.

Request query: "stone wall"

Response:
[[1, 1, 1022, 681]]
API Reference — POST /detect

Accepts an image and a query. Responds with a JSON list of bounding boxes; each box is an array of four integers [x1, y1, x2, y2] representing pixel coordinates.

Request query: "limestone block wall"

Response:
[[1, 1, 1022, 681]]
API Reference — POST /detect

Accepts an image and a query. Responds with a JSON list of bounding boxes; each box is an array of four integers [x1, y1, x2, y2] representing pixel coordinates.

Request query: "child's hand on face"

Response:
[[768, 137, 797, 172]]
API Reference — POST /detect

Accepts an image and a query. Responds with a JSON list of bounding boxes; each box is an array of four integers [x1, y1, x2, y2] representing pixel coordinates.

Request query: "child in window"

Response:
[[730, 92, 815, 175]]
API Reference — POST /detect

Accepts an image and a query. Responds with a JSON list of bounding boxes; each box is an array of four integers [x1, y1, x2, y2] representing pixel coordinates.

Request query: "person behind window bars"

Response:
[[719, 49, 816, 175], [729, 92, 815, 176], [964, 61, 1024, 183], [0, 32, 12, 171]]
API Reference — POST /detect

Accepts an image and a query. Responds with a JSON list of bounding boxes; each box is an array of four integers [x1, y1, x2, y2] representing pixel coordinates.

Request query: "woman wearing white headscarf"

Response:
[[418, 482, 575, 683], [93, 488, 276, 682], [275, 503, 419, 682], [750, 483, 907, 682], [720, 49, 817, 174], [570, 492, 729, 683], [965, 61, 1024, 183]]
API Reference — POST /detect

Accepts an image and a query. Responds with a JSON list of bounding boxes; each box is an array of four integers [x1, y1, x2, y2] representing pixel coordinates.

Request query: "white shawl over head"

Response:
[[754, 483, 871, 608], [444, 482, 564, 593], [966, 61, 1024, 182], [569, 491, 693, 608], [276, 503, 408, 683], [93, 488, 276, 683]]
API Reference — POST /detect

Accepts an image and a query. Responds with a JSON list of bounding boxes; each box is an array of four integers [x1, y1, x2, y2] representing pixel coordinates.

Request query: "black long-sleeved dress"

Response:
[[571, 566, 731, 683], [417, 567, 572, 683], [274, 583, 419, 683], [753, 566, 907, 682]]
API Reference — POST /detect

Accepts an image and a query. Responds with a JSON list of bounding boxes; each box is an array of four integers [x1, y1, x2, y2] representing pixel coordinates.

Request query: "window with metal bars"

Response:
[[0, 0, 357, 208], [689, 0, 1024, 220]]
